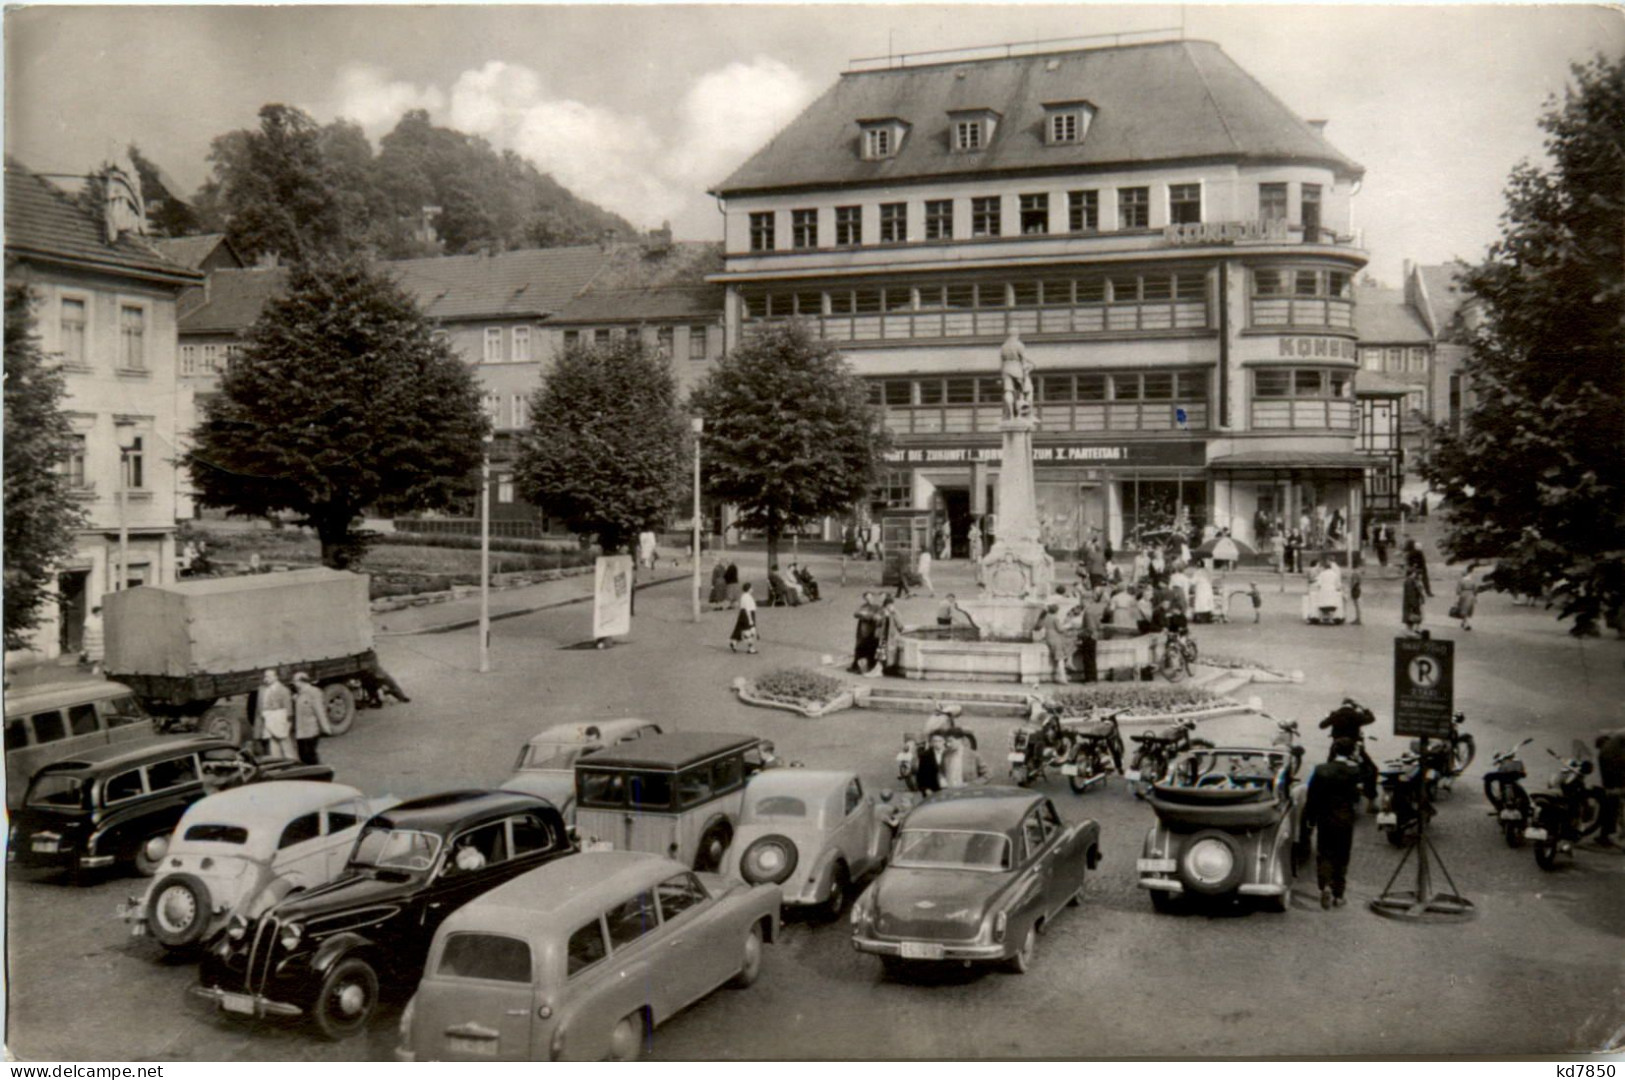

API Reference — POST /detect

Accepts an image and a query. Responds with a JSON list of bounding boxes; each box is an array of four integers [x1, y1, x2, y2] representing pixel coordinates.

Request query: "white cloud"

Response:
[[330, 64, 445, 134], [322, 57, 816, 230]]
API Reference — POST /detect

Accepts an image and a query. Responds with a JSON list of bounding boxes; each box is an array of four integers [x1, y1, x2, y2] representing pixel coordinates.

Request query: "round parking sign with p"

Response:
[[1408, 656, 1441, 689]]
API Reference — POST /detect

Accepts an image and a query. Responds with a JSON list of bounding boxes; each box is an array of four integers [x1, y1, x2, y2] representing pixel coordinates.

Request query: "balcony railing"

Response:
[[1249, 297, 1355, 331], [1250, 399, 1358, 431], [751, 298, 1210, 346], [884, 400, 1207, 436]]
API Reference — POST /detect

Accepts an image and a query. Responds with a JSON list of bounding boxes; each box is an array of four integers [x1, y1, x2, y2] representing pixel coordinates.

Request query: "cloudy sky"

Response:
[[6, 4, 1619, 282]]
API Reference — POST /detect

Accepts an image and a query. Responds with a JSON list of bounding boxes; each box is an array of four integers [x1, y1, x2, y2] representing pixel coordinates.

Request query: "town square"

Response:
[[4, 3, 1622, 1064]]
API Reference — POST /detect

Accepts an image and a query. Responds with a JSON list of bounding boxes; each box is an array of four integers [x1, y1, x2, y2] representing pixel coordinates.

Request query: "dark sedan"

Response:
[[849, 787, 1101, 974], [195, 789, 574, 1040]]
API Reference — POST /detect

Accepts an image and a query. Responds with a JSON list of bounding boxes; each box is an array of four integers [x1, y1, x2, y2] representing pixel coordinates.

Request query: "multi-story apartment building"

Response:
[[5, 160, 201, 661], [711, 37, 1370, 556]]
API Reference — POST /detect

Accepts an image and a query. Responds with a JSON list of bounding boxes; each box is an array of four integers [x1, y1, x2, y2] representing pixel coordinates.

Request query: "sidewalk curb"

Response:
[[378, 572, 691, 636]]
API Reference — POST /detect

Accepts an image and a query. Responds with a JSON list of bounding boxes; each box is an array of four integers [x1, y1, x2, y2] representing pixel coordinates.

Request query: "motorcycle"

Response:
[[1060, 709, 1126, 794], [1126, 717, 1213, 800], [1482, 737, 1535, 848], [1526, 742, 1604, 871], [1376, 740, 1449, 846], [1414, 712, 1476, 796], [1009, 699, 1074, 787]]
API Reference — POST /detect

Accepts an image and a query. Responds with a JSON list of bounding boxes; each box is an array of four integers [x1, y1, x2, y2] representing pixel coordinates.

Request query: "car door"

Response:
[[1038, 799, 1085, 910], [427, 818, 514, 938], [319, 799, 367, 881], [1013, 807, 1054, 925], [271, 811, 330, 890], [602, 889, 668, 1016], [831, 777, 876, 875], [654, 872, 715, 1009]]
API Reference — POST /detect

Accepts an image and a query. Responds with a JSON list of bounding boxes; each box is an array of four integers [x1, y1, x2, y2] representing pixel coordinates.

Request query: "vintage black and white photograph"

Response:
[[3, 2, 1622, 1063]]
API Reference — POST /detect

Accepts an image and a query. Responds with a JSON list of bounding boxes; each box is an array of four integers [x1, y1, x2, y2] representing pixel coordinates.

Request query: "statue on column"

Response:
[[1000, 331, 1035, 420]]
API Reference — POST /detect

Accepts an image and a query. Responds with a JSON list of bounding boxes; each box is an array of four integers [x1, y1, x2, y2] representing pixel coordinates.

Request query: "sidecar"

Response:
[[1137, 745, 1304, 913]]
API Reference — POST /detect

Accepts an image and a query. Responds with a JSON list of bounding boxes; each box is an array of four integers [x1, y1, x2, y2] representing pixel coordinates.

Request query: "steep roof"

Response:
[[177, 267, 288, 334], [151, 233, 241, 271], [552, 241, 724, 324], [1416, 262, 1472, 336], [1354, 285, 1431, 344], [388, 246, 611, 320], [4, 159, 201, 284], [714, 39, 1362, 196]]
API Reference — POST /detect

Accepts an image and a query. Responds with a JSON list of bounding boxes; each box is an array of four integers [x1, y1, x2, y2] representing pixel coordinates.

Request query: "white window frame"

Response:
[[59, 293, 90, 368], [180, 344, 198, 376], [117, 301, 148, 372], [512, 326, 532, 363], [511, 394, 528, 430], [483, 392, 502, 425], [954, 120, 983, 152], [497, 475, 516, 504], [1168, 182, 1203, 226], [688, 325, 709, 361], [864, 128, 891, 159], [483, 327, 503, 364], [1050, 112, 1078, 143]]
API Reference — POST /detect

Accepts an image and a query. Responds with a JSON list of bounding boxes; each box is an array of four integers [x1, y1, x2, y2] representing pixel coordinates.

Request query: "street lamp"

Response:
[[691, 417, 704, 623], [480, 433, 493, 673], [114, 420, 139, 592]]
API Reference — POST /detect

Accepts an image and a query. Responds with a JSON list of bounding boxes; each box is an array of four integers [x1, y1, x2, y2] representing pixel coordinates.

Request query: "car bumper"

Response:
[[191, 984, 303, 1019], [852, 934, 1006, 961], [1138, 877, 1286, 897]]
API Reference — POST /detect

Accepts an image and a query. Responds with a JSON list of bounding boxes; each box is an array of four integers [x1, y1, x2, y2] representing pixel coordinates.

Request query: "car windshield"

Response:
[[892, 829, 1011, 871], [25, 773, 85, 809], [350, 826, 442, 871], [183, 823, 250, 845], [521, 743, 585, 771]]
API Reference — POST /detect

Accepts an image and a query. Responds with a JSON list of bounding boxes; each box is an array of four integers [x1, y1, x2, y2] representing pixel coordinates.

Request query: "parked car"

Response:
[[8, 739, 333, 882], [499, 719, 664, 821], [396, 850, 780, 1061], [721, 768, 900, 919], [119, 781, 397, 951], [850, 787, 1101, 975], [195, 790, 574, 1039], [5, 678, 159, 810], [1137, 744, 1305, 913], [573, 732, 777, 871]]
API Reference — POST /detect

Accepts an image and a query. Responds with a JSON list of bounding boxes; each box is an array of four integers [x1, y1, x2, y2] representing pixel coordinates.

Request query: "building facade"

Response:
[[5, 160, 201, 661], [712, 38, 1370, 556]]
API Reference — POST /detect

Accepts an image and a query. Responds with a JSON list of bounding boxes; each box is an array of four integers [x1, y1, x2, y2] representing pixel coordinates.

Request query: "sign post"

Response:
[[592, 555, 634, 647], [1371, 635, 1475, 922]]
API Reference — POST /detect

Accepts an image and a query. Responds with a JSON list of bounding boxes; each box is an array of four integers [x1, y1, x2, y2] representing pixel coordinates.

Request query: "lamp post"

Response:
[[691, 417, 703, 623], [114, 421, 138, 592], [479, 434, 493, 673]]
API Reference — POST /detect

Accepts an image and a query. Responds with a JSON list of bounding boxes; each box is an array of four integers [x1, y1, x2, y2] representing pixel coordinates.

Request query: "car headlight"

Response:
[[850, 892, 870, 930], [278, 923, 303, 951], [226, 915, 250, 941]]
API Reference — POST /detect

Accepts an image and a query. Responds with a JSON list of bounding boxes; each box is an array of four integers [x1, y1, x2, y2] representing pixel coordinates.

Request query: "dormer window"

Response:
[[858, 117, 908, 161], [948, 109, 999, 153], [1042, 100, 1096, 146]]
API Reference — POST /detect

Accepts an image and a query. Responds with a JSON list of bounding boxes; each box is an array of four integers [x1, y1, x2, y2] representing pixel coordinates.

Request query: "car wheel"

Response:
[[728, 922, 763, 988], [321, 684, 356, 737], [149, 872, 211, 949], [820, 863, 851, 922], [1003, 924, 1036, 974], [607, 1011, 648, 1062], [131, 831, 172, 878], [1149, 890, 1177, 914], [1176, 829, 1245, 896], [312, 957, 379, 1040], [693, 822, 733, 873]]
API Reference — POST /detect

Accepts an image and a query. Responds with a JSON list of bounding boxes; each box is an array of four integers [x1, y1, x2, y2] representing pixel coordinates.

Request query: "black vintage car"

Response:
[[195, 790, 574, 1039], [8, 738, 332, 882]]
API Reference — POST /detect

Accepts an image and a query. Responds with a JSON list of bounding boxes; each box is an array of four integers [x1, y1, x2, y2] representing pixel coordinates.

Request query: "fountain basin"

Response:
[[897, 617, 1159, 684]]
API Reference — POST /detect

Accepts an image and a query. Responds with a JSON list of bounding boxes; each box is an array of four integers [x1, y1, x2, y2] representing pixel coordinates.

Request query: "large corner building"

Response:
[[711, 37, 1370, 556]]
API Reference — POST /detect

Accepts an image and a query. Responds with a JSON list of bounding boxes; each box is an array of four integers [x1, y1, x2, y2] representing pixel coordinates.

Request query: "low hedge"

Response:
[[1051, 684, 1224, 717], [374, 531, 597, 562]]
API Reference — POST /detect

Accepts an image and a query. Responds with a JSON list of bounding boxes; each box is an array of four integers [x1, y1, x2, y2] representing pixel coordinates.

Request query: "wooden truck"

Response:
[[101, 568, 381, 744]]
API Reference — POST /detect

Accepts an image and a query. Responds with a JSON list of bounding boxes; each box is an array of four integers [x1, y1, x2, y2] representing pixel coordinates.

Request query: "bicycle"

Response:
[[1159, 627, 1198, 681]]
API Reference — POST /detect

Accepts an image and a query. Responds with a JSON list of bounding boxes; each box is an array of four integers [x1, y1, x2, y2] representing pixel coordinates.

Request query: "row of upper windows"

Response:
[[869, 369, 1210, 408], [482, 392, 532, 431], [560, 325, 712, 360], [859, 103, 1094, 161], [1360, 346, 1429, 374], [746, 183, 1324, 252], [179, 343, 243, 376], [743, 270, 1210, 319], [480, 325, 534, 364], [449, 323, 716, 364], [56, 296, 149, 372], [56, 429, 146, 492]]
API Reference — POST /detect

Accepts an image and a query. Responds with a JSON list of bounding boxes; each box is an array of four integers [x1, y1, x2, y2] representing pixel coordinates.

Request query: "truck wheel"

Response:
[[313, 957, 379, 1040], [202, 710, 242, 746], [321, 684, 356, 736]]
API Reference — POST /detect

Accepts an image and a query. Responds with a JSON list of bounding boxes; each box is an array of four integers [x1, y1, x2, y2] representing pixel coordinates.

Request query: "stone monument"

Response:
[[981, 332, 1055, 600]]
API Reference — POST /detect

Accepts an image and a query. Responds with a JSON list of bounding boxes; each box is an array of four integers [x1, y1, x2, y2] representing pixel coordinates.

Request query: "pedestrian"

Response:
[[255, 668, 295, 761], [1403, 538, 1433, 597], [290, 672, 328, 766], [876, 595, 906, 675], [1402, 565, 1425, 635], [915, 731, 947, 795], [724, 560, 741, 607], [937, 527, 951, 561], [638, 529, 658, 571], [1086, 539, 1108, 587], [1319, 698, 1378, 807], [358, 664, 412, 707], [1135, 586, 1156, 634], [1348, 560, 1364, 625], [937, 592, 978, 633], [1373, 522, 1391, 570], [1299, 736, 1366, 909], [850, 592, 880, 674], [842, 526, 858, 559], [1037, 601, 1072, 684], [1452, 563, 1480, 631], [941, 728, 990, 787], [730, 583, 759, 653], [1191, 566, 1216, 623], [968, 527, 983, 566], [1132, 549, 1150, 586], [81, 605, 105, 672], [1148, 548, 1166, 587], [917, 547, 935, 596], [1249, 582, 1263, 624], [708, 559, 728, 608], [1283, 529, 1302, 575], [1593, 727, 1625, 848], [1076, 587, 1104, 684]]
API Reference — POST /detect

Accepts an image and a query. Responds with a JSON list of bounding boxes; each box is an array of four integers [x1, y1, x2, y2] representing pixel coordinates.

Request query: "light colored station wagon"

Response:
[[397, 850, 780, 1061]]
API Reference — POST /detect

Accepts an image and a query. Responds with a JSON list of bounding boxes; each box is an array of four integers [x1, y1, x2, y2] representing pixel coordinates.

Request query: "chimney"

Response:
[[1307, 119, 1328, 135]]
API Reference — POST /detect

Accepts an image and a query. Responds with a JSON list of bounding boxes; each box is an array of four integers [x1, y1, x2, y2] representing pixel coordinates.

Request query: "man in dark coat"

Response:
[[1300, 737, 1366, 908], [1319, 698, 1378, 806], [849, 592, 879, 674], [1403, 538, 1433, 597]]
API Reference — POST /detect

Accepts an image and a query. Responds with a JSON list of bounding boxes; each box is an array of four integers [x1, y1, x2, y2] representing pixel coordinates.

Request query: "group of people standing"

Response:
[[252, 668, 330, 765]]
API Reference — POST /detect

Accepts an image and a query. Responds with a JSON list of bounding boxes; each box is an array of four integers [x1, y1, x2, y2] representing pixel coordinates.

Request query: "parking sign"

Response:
[[1393, 637, 1454, 738]]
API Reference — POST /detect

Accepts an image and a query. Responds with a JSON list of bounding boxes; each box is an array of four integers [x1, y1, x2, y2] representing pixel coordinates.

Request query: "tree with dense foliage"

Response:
[[186, 257, 487, 567], [127, 144, 201, 238], [514, 336, 688, 554], [688, 322, 890, 568], [1420, 54, 1625, 635], [4, 284, 87, 651]]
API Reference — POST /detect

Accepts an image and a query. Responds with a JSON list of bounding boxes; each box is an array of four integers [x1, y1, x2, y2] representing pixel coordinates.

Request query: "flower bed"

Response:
[[734, 668, 855, 718], [1050, 683, 1227, 719]]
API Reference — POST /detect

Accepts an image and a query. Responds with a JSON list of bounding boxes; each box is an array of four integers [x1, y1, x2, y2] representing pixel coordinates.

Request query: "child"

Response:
[[1249, 583, 1263, 624]]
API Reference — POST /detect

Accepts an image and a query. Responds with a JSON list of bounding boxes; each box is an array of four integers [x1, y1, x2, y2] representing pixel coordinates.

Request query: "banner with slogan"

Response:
[[593, 555, 634, 639]]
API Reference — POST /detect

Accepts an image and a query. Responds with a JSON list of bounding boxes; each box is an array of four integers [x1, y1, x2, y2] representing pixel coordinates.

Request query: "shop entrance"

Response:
[[940, 488, 972, 558]]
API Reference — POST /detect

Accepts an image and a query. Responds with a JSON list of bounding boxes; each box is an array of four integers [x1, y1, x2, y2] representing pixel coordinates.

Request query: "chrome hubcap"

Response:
[[157, 887, 196, 930], [336, 983, 367, 1016]]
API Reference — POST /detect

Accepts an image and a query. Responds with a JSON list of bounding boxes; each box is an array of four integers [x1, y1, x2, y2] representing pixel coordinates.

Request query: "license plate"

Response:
[[219, 991, 256, 1016], [1137, 858, 1176, 873], [1523, 827, 1548, 841], [584, 839, 615, 853], [899, 942, 945, 961], [447, 1036, 498, 1057], [1007, 752, 1027, 763], [1061, 764, 1079, 777], [1499, 809, 1524, 821], [31, 838, 58, 854], [1376, 813, 1397, 828], [1123, 769, 1141, 783]]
